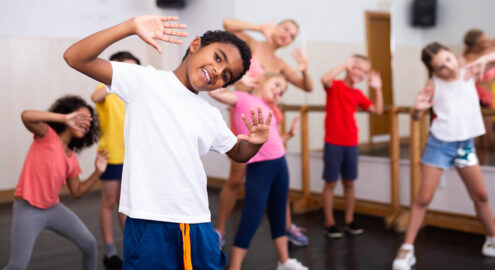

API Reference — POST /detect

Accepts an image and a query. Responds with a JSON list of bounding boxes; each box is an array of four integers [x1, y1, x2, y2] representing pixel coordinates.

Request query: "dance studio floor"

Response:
[[1, 188, 494, 270]]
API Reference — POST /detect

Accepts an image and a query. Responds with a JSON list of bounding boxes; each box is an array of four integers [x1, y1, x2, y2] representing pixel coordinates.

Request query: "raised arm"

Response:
[[208, 88, 238, 106], [411, 80, 435, 121], [279, 116, 299, 143], [321, 57, 353, 89], [21, 110, 92, 138], [367, 70, 384, 115], [464, 50, 495, 80], [227, 107, 272, 163], [223, 18, 278, 46], [67, 150, 108, 199], [91, 84, 108, 103], [279, 49, 313, 92], [63, 15, 187, 85]]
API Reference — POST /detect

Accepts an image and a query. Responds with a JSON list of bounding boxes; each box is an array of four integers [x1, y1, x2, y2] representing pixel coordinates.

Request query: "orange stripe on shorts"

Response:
[[180, 223, 193, 270]]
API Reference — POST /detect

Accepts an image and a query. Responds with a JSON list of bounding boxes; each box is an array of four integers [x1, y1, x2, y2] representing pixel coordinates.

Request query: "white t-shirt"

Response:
[[108, 61, 237, 223], [430, 69, 485, 142]]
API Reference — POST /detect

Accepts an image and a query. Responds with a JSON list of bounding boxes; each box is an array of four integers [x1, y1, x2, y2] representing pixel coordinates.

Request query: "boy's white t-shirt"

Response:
[[108, 61, 237, 223], [430, 69, 485, 142]]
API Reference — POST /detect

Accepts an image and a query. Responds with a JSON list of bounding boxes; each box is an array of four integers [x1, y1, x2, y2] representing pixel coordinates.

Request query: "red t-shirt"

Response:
[[324, 80, 373, 146], [15, 127, 81, 209]]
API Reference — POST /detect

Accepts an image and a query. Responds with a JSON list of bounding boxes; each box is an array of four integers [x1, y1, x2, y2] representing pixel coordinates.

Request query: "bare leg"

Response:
[[100, 180, 121, 245], [115, 182, 126, 232], [404, 164, 443, 244], [229, 246, 248, 270], [216, 161, 246, 234], [273, 236, 290, 263], [323, 181, 337, 227], [342, 179, 355, 224], [286, 202, 292, 229], [457, 165, 495, 236]]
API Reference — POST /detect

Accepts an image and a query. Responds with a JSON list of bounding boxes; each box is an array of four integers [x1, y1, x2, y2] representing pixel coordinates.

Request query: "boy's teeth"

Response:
[[203, 68, 210, 82]]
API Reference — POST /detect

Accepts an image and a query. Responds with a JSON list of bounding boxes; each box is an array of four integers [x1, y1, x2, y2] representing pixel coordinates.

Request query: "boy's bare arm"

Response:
[[208, 88, 237, 106], [321, 57, 354, 89], [64, 16, 187, 85]]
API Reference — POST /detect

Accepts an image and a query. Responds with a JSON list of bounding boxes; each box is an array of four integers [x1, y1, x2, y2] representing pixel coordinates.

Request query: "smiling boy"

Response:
[[64, 15, 272, 269]]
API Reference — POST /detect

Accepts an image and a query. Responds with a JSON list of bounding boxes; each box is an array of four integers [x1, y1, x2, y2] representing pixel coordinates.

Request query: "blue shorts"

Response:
[[421, 133, 478, 170], [123, 217, 226, 270], [100, 164, 123, 181], [323, 143, 358, 182]]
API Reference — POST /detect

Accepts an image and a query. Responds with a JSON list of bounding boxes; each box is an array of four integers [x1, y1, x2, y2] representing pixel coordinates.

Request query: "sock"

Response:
[[105, 243, 117, 257], [401, 243, 414, 251], [486, 236, 495, 243]]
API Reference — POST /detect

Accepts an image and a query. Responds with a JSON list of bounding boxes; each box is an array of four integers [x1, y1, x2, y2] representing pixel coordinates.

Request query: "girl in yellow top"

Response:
[[91, 51, 140, 269]]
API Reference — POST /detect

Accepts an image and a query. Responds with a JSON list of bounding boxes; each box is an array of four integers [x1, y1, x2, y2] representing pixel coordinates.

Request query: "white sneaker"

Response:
[[482, 238, 495, 257], [392, 248, 416, 270], [276, 258, 308, 270]]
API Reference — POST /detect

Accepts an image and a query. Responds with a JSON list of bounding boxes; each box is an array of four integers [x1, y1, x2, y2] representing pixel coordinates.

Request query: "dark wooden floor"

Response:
[[1, 188, 495, 270]]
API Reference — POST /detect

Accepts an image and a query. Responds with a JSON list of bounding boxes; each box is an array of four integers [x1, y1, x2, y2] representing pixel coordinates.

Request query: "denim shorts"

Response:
[[322, 143, 358, 181], [421, 133, 478, 170]]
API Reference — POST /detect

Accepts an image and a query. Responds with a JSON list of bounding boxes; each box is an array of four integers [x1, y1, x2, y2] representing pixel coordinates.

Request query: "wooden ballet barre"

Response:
[[279, 103, 413, 228]]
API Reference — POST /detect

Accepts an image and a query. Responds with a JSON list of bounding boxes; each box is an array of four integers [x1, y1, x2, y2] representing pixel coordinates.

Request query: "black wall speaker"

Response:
[[412, 0, 436, 27], [156, 0, 186, 8]]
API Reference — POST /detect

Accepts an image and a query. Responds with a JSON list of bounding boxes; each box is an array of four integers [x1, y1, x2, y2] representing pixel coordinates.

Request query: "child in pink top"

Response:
[[209, 72, 307, 269], [4, 95, 108, 270]]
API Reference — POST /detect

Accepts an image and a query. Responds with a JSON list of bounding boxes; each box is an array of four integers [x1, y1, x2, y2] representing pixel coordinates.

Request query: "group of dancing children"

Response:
[[3, 14, 495, 270]]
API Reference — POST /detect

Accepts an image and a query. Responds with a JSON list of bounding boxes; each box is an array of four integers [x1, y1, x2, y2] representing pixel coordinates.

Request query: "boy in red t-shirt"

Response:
[[320, 54, 383, 238]]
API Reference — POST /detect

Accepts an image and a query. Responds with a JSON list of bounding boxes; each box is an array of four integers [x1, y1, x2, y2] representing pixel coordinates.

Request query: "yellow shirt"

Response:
[[95, 84, 126, 164]]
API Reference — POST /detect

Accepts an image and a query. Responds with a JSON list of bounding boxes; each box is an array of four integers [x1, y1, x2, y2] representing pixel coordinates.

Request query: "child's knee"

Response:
[[324, 181, 337, 190]]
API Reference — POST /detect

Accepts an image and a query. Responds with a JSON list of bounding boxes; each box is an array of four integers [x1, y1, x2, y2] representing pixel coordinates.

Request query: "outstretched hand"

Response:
[[292, 48, 308, 72], [414, 80, 434, 111], [260, 19, 276, 45], [289, 116, 300, 137], [65, 111, 92, 132], [368, 70, 382, 90], [133, 15, 188, 54], [95, 150, 109, 174], [237, 107, 273, 145]]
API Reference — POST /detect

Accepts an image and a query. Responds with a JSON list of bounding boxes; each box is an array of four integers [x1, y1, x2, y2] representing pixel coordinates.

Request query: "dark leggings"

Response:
[[233, 156, 289, 249]]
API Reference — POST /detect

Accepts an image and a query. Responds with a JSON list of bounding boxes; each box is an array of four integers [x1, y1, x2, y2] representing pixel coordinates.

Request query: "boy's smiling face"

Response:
[[186, 38, 244, 92]]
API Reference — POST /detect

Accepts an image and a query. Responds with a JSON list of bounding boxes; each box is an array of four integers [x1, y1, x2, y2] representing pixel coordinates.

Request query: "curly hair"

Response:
[[421, 42, 451, 78], [110, 51, 141, 65], [47, 95, 99, 153], [182, 30, 252, 87]]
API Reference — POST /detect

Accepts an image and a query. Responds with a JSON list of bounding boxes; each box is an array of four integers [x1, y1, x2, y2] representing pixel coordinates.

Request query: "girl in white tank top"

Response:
[[392, 42, 495, 270]]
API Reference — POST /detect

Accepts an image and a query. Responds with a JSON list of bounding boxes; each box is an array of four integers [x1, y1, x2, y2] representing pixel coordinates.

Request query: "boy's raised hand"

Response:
[[368, 70, 382, 90], [134, 15, 188, 54], [238, 107, 273, 145]]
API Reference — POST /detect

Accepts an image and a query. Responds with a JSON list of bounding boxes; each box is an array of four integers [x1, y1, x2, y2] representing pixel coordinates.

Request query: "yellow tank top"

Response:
[[95, 84, 125, 164]]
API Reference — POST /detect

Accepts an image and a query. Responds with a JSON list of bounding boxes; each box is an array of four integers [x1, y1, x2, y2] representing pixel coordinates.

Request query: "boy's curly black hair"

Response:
[[182, 30, 252, 87], [47, 95, 99, 153]]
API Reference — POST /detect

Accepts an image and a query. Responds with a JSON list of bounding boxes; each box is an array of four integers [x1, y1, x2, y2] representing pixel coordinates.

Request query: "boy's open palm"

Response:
[[134, 15, 188, 54], [237, 107, 273, 145], [368, 70, 382, 89]]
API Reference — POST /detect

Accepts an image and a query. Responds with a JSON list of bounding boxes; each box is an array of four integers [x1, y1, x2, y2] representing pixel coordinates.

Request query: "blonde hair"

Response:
[[463, 29, 484, 55]]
